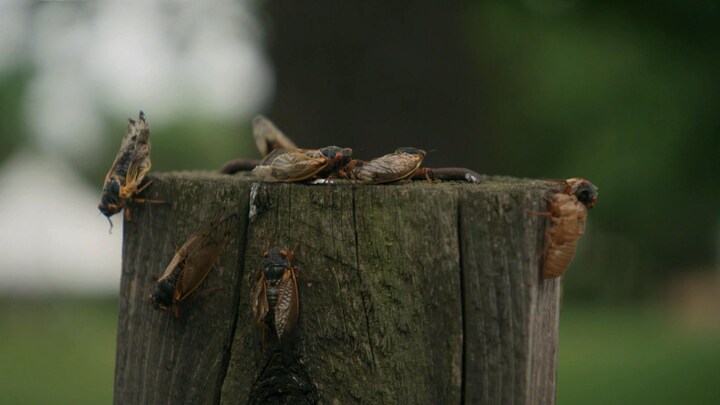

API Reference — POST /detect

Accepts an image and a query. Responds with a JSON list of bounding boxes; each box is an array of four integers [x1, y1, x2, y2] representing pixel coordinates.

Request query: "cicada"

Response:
[[252, 243, 302, 341], [349, 147, 429, 184], [253, 115, 298, 157], [149, 212, 236, 317], [98, 111, 161, 228], [251, 146, 351, 182], [537, 178, 598, 279]]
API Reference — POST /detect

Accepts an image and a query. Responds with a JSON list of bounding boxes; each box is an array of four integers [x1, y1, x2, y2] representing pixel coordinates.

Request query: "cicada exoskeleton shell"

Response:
[[538, 178, 598, 279]]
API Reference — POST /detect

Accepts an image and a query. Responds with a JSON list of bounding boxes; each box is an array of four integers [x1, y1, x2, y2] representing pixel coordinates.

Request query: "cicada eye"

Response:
[[262, 251, 269, 258], [279, 249, 288, 257], [577, 189, 591, 203]]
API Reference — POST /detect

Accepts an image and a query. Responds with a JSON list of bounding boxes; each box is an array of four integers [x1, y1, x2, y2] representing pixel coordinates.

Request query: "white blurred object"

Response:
[[0, 149, 122, 295], [22, 1, 272, 163]]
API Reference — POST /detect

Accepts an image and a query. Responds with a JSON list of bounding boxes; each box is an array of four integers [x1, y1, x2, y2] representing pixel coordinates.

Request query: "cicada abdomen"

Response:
[[252, 245, 301, 341], [149, 211, 237, 317], [539, 178, 598, 279]]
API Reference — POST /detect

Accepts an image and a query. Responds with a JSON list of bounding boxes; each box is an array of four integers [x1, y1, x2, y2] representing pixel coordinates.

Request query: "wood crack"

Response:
[[456, 197, 467, 405], [215, 194, 251, 405], [351, 186, 376, 368]]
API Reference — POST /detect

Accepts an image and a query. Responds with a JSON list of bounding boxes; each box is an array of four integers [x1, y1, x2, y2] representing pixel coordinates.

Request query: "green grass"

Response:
[[0, 299, 718, 404], [0, 299, 117, 405], [558, 305, 720, 405]]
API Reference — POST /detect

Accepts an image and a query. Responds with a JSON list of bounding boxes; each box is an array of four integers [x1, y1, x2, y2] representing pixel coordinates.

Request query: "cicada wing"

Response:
[[103, 117, 140, 185], [253, 149, 329, 182], [175, 212, 236, 300], [252, 274, 269, 327], [253, 115, 298, 157], [356, 153, 423, 184], [274, 268, 300, 340], [115, 112, 152, 198]]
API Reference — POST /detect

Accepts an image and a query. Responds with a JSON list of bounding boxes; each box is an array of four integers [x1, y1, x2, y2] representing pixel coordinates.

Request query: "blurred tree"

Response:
[[263, 0, 720, 302], [0, 71, 29, 163]]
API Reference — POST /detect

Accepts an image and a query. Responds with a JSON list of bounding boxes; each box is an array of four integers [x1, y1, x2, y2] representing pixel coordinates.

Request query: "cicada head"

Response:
[[262, 247, 292, 285], [318, 146, 353, 166], [149, 279, 175, 311], [394, 147, 427, 160], [98, 180, 123, 217], [565, 178, 598, 208]]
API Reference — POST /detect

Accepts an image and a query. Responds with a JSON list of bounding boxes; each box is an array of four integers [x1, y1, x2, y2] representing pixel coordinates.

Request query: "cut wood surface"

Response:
[[114, 172, 562, 405]]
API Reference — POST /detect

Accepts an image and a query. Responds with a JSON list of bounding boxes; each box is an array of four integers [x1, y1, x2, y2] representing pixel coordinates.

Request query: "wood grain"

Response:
[[114, 173, 562, 404]]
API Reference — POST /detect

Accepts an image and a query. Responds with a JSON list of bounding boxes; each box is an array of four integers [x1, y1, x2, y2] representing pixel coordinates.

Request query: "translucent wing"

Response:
[[355, 152, 423, 184], [274, 268, 300, 340], [119, 112, 152, 198], [252, 148, 329, 182], [173, 213, 236, 300], [103, 118, 139, 185], [253, 115, 298, 157], [252, 274, 269, 328]]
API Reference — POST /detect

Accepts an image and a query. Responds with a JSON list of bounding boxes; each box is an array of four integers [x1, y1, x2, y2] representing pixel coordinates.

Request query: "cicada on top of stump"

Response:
[[251, 145, 352, 182], [349, 147, 429, 184]]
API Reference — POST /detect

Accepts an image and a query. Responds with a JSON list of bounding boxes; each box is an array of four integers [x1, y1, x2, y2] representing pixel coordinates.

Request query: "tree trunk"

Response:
[[114, 172, 561, 404]]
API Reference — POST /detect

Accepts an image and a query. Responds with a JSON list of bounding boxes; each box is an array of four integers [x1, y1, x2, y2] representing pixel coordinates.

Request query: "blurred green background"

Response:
[[0, 1, 717, 404]]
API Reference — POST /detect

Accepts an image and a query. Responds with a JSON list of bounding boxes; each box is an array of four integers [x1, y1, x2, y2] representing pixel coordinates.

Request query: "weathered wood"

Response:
[[114, 173, 561, 404]]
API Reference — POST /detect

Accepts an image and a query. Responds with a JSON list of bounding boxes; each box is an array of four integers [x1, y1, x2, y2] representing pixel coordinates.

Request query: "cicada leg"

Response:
[[410, 168, 432, 183], [132, 197, 166, 205]]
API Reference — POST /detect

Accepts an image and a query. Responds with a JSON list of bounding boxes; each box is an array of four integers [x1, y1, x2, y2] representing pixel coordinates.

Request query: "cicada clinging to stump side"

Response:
[[536, 178, 598, 279], [149, 211, 237, 318], [252, 243, 303, 342]]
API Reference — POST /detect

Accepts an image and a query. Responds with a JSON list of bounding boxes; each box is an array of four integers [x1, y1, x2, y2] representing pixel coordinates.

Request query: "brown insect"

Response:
[[348, 147, 430, 184], [252, 243, 302, 341], [251, 146, 351, 182], [536, 178, 598, 279], [98, 111, 162, 229], [253, 115, 298, 157], [149, 212, 236, 317]]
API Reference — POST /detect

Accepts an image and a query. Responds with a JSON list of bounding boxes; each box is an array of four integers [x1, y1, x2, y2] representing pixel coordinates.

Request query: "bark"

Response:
[[114, 172, 561, 405]]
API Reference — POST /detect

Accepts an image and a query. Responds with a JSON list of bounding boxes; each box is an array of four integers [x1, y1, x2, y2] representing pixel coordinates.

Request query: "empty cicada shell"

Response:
[[349, 147, 429, 184], [538, 178, 598, 279], [149, 212, 237, 317], [98, 111, 162, 229], [253, 115, 298, 157], [252, 244, 302, 341]]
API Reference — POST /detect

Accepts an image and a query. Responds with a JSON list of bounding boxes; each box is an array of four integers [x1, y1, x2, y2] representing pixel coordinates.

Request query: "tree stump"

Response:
[[114, 172, 562, 404]]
